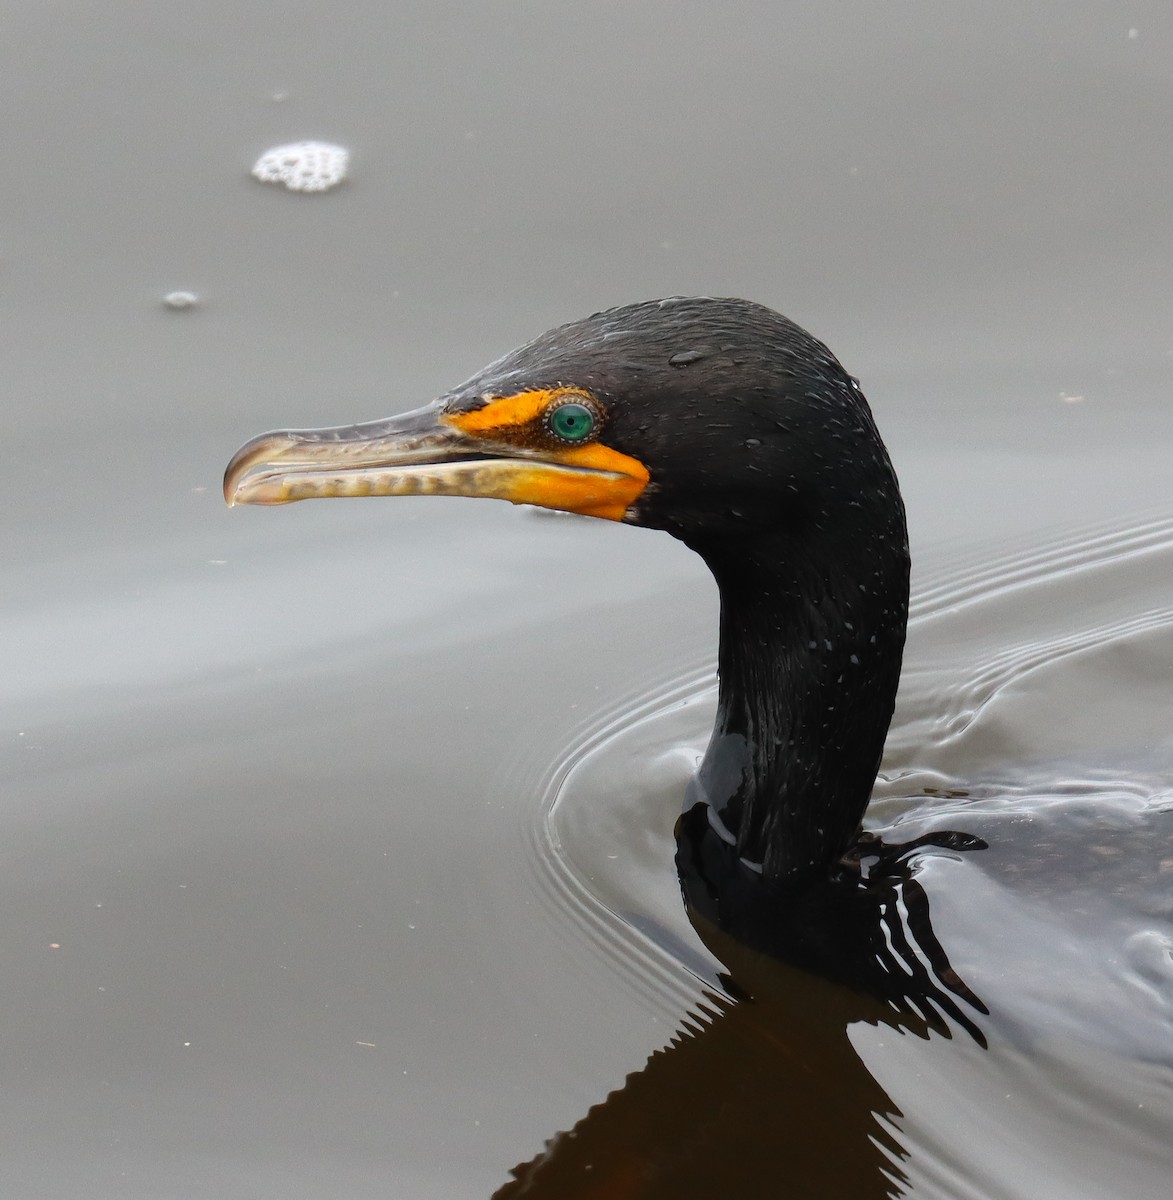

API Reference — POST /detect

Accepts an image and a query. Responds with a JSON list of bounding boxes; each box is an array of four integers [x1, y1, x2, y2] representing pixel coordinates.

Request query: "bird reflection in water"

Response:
[[494, 810, 988, 1199]]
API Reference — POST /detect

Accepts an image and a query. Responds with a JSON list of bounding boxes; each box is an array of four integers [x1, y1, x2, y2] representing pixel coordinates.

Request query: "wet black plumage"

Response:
[[443, 297, 911, 886]]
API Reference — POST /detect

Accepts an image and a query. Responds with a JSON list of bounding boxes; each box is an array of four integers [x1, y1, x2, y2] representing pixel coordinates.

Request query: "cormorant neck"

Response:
[[688, 525, 909, 889]]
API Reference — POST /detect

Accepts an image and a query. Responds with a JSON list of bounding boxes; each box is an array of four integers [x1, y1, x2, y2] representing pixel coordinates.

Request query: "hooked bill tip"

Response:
[[223, 430, 300, 507]]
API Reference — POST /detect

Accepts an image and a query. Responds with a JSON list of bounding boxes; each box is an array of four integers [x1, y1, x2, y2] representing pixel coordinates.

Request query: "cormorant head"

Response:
[[225, 297, 905, 575]]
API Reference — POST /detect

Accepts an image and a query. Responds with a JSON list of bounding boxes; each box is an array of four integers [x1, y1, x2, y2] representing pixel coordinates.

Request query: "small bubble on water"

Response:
[[163, 290, 199, 311], [252, 141, 349, 193]]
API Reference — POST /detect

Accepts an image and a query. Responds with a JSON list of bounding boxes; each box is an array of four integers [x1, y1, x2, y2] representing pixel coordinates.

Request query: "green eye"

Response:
[[546, 399, 597, 443]]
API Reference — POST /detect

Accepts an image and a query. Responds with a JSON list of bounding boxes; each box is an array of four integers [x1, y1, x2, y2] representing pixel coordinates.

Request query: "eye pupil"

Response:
[[548, 400, 596, 443]]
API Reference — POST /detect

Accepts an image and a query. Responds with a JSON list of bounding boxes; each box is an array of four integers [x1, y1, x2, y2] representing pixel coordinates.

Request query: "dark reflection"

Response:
[[493, 805, 987, 1199], [675, 804, 990, 1045]]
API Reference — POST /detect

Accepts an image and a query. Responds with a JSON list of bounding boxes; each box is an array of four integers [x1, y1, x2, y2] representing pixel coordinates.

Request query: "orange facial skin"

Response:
[[442, 388, 650, 522]]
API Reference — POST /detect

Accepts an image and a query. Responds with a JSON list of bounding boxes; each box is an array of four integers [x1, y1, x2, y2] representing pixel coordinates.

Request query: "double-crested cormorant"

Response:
[[225, 297, 911, 894]]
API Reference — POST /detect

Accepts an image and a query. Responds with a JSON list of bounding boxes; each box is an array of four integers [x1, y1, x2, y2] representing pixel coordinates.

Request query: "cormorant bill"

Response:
[[224, 297, 910, 890]]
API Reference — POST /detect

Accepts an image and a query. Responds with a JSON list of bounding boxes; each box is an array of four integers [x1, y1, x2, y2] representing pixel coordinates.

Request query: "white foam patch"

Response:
[[251, 141, 349, 193]]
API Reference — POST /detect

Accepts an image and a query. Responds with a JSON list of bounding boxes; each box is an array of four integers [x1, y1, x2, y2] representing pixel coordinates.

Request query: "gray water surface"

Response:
[[4, 3, 1173, 1197]]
